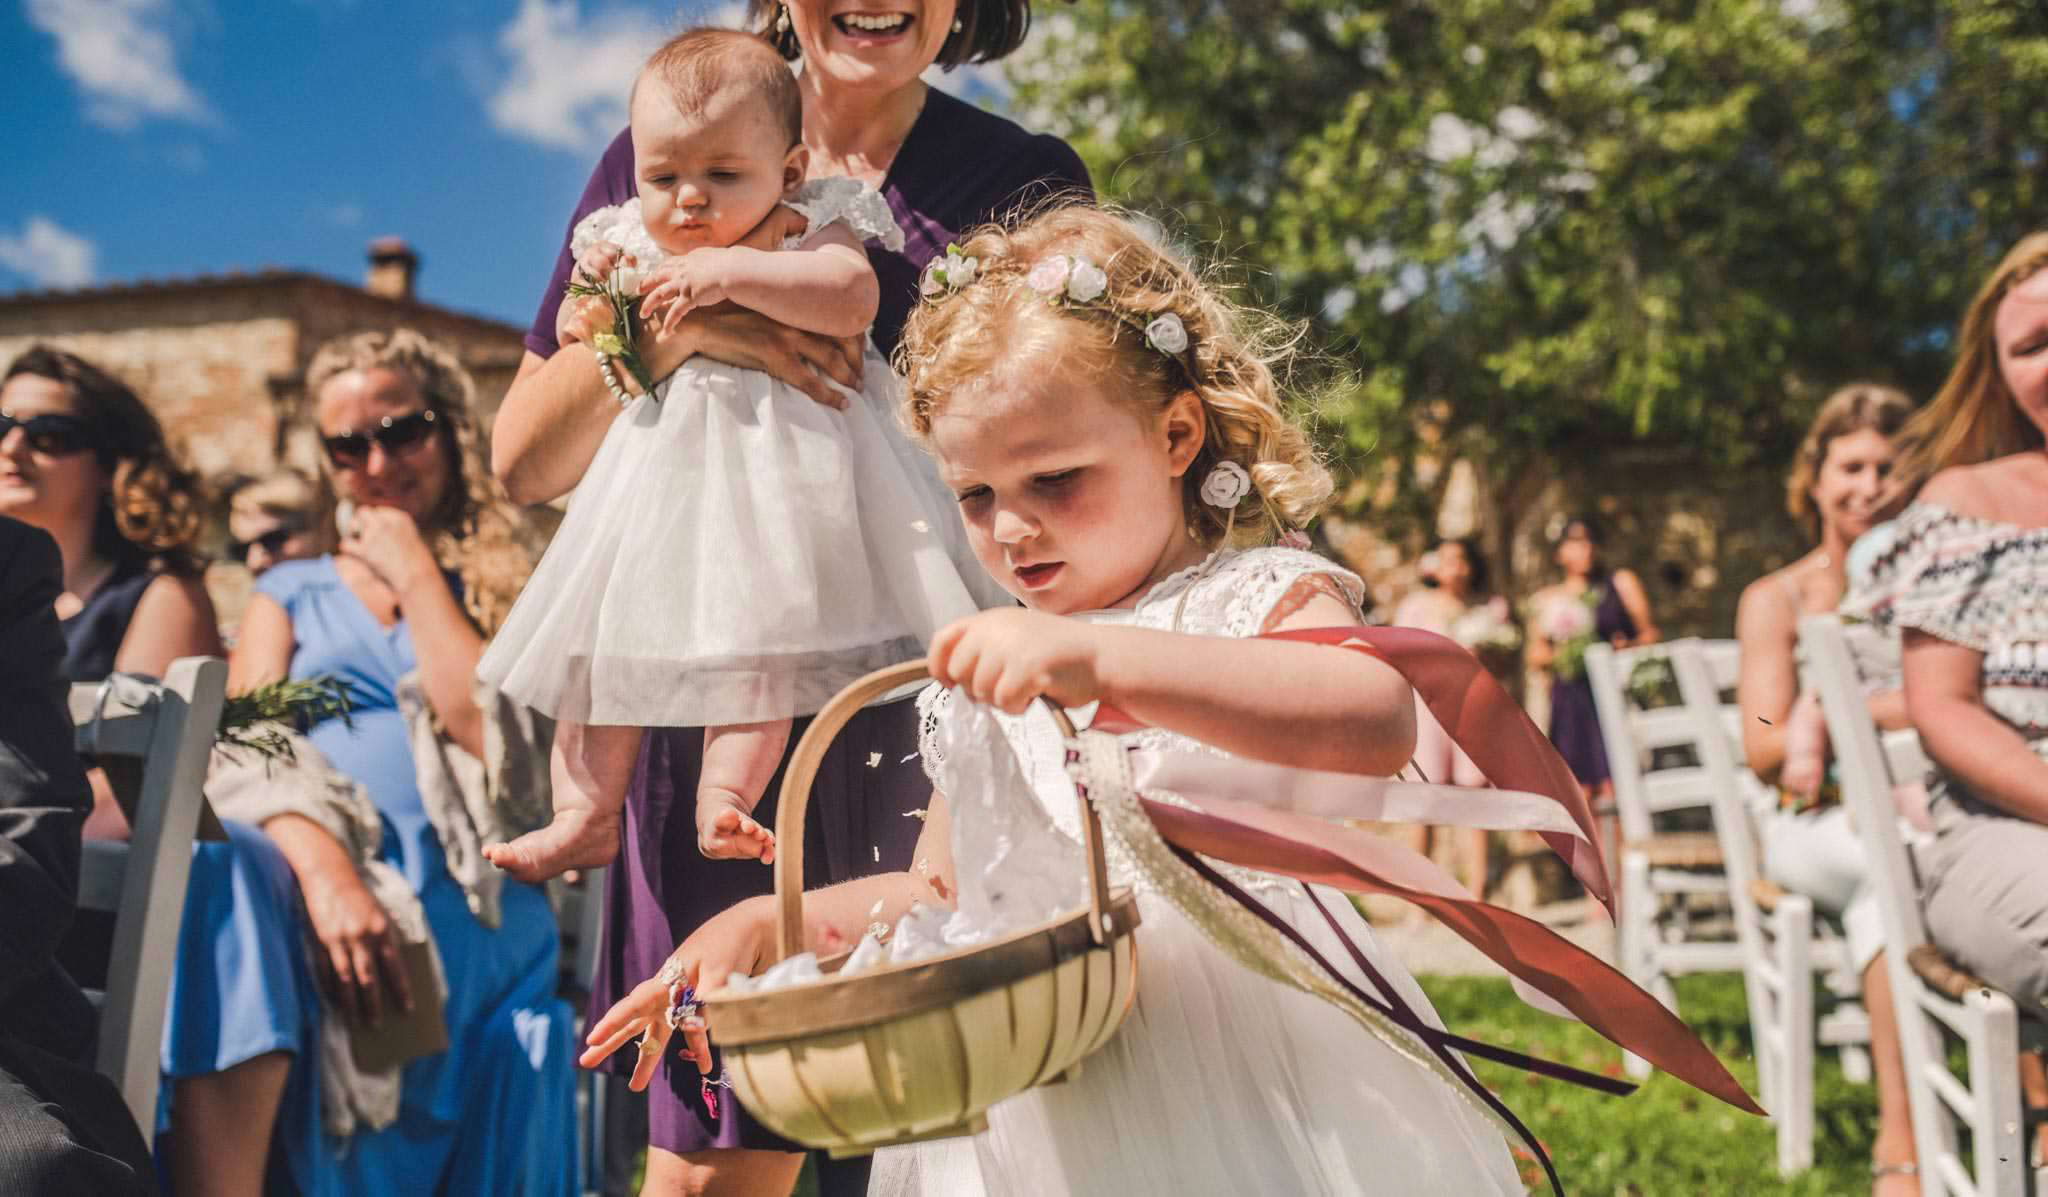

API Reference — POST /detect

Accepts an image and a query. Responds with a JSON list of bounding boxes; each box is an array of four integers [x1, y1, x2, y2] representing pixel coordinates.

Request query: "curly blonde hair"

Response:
[[1893, 230, 2048, 498], [304, 330, 533, 636], [3, 345, 206, 576], [896, 206, 1332, 547], [1783, 383, 1914, 539]]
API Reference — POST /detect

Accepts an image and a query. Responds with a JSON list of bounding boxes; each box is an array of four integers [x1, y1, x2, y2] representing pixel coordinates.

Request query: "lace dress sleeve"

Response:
[[1181, 547, 1368, 639], [782, 178, 906, 252]]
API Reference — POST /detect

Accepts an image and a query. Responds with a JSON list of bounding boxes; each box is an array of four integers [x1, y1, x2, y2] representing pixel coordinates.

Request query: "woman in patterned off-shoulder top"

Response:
[[1850, 230, 2048, 1174]]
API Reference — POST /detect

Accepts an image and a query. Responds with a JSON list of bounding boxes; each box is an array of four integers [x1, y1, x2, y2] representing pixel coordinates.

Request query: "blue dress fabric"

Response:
[[162, 556, 574, 1195]]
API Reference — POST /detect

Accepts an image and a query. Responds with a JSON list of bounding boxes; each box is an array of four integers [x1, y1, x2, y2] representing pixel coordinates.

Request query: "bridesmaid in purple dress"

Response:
[[492, 4, 1089, 1193], [1527, 515, 1659, 795]]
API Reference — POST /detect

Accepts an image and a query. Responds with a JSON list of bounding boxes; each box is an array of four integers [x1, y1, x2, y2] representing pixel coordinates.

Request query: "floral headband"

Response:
[[921, 246, 1193, 367], [921, 245, 1310, 550]]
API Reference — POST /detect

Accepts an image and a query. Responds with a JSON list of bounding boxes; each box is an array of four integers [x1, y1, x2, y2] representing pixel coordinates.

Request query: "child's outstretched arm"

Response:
[[929, 599, 1419, 778], [643, 221, 878, 339]]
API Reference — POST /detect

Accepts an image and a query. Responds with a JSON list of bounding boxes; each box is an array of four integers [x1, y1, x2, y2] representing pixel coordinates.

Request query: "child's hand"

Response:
[[641, 252, 732, 336], [697, 792, 777, 863], [558, 241, 628, 347], [929, 608, 1110, 714], [579, 898, 775, 1088]]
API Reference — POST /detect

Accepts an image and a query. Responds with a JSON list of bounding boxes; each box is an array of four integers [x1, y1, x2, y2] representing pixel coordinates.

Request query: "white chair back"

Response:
[[1800, 613, 2029, 1197], [1668, 640, 1764, 935], [1586, 640, 1716, 842], [68, 657, 228, 1144], [1796, 618, 1931, 958]]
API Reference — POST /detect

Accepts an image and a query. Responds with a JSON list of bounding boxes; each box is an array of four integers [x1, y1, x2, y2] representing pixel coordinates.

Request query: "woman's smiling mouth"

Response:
[[833, 11, 913, 39]]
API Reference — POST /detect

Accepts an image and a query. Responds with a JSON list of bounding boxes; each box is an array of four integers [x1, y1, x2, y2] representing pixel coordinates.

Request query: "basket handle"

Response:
[[771, 662, 1116, 964]]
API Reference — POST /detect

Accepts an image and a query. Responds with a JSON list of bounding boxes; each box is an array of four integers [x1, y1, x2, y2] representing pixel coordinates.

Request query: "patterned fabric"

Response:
[[916, 547, 1367, 898], [1848, 500, 2048, 741]]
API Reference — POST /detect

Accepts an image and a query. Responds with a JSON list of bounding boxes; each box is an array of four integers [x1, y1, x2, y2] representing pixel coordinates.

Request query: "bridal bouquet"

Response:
[[565, 263, 658, 395], [1536, 590, 1600, 682]]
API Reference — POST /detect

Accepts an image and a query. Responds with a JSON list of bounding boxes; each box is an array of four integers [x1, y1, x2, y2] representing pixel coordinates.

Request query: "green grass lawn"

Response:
[[1421, 971, 1875, 1195]]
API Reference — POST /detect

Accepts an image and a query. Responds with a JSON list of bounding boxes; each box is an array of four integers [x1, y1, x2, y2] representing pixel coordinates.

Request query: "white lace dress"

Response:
[[870, 548, 1521, 1197], [479, 180, 1009, 727]]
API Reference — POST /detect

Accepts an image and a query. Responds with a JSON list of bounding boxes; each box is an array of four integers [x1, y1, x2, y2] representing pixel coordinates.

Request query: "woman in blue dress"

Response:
[[171, 329, 574, 1195]]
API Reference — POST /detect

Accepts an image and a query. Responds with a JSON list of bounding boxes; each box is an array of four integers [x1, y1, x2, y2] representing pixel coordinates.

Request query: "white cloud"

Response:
[[24, 0, 214, 129], [485, 0, 674, 151], [0, 216, 100, 289]]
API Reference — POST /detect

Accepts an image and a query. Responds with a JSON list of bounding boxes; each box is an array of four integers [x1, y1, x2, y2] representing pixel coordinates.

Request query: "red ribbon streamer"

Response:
[[1096, 625, 1760, 1116]]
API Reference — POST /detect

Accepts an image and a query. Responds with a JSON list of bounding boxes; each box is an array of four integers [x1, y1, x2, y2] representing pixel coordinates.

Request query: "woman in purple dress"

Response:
[[1526, 516, 1659, 797], [490, 4, 1088, 1193]]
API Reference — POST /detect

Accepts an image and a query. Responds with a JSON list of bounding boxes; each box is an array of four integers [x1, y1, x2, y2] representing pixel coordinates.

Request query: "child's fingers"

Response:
[[927, 621, 969, 688], [680, 1018, 714, 1075], [584, 980, 663, 1049], [627, 1022, 671, 1091]]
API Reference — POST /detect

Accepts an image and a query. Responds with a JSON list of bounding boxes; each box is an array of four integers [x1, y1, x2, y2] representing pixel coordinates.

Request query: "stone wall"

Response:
[[0, 275, 541, 631]]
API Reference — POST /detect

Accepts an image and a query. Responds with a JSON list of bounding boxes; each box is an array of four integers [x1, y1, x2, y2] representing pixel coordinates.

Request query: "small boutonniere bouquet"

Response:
[[1537, 589, 1600, 682], [566, 263, 658, 395], [215, 676, 356, 766]]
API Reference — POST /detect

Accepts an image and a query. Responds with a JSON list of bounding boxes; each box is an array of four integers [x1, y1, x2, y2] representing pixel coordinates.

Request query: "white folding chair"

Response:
[[1669, 639, 1870, 1176], [1585, 641, 1744, 1079], [67, 656, 228, 1144], [1801, 614, 2046, 1197]]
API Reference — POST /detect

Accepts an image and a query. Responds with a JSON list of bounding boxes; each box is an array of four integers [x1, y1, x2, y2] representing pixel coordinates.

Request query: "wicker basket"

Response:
[[700, 661, 1141, 1156]]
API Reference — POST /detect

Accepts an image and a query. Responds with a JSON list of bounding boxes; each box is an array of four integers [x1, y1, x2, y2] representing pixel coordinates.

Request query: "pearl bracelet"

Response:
[[594, 352, 631, 407]]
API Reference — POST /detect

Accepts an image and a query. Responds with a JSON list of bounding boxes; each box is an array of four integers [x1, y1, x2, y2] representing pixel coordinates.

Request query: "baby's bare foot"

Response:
[[697, 792, 775, 863], [485, 808, 622, 883]]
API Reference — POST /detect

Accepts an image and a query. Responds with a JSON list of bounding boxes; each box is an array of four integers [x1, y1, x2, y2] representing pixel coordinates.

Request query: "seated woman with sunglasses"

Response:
[[224, 468, 330, 578], [0, 347, 287, 1194], [0, 346, 221, 834], [149, 328, 576, 1197]]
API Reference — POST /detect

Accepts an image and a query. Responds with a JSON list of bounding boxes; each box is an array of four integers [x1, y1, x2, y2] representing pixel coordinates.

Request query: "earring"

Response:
[[951, 16, 963, 32], [775, 3, 791, 35]]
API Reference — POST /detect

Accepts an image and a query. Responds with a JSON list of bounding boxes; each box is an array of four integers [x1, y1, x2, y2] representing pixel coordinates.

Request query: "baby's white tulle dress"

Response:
[[479, 179, 1009, 727]]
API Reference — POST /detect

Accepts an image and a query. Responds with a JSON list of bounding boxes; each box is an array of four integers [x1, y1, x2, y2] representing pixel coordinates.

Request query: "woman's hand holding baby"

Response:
[[557, 241, 629, 348]]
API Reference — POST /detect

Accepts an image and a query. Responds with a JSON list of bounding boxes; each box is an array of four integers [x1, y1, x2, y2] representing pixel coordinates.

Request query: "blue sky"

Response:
[[0, 0, 1002, 330]]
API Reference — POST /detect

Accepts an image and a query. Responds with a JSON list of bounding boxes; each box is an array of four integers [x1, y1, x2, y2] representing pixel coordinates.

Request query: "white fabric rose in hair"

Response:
[[1145, 313, 1189, 355], [1065, 258, 1108, 302], [1200, 460, 1252, 509], [1025, 254, 1071, 296]]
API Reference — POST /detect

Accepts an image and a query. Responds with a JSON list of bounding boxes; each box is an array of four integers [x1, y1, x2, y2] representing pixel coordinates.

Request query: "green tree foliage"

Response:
[[1004, 0, 2048, 536]]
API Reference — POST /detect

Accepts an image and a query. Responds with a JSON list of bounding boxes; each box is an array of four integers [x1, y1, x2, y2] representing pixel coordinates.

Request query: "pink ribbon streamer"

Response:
[[1096, 625, 1759, 1115]]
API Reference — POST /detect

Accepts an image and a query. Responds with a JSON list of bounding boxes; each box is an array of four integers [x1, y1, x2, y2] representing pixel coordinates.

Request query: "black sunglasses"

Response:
[[321, 408, 439, 468], [230, 525, 301, 563], [0, 408, 97, 457]]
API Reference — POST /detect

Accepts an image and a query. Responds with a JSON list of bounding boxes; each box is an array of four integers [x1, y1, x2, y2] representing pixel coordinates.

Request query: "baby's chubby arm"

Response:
[[644, 219, 878, 340]]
